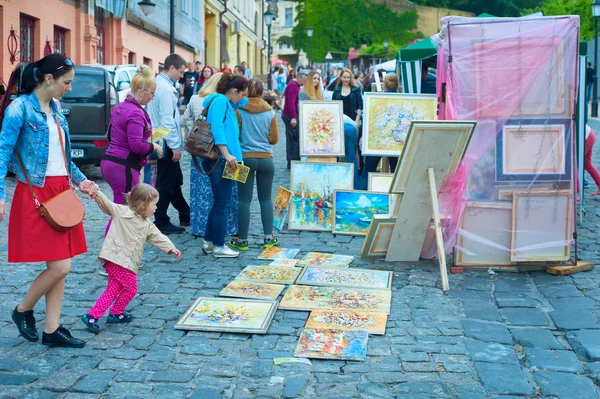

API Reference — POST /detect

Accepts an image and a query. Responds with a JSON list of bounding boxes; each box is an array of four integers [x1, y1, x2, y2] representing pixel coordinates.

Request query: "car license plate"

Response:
[[71, 149, 85, 158]]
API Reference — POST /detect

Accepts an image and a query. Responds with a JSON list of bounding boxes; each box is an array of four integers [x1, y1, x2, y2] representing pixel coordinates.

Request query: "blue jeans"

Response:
[[358, 156, 399, 190], [202, 158, 232, 246], [343, 123, 359, 189]]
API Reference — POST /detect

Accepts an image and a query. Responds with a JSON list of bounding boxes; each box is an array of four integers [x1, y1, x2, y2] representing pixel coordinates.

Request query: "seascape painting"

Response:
[[235, 265, 302, 285], [294, 329, 369, 361], [296, 266, 393, 290], [299, 101, 344, 157], [258, 247, 300, 260], [220, 281, 285, 301], [332, 190, 389, 236], [289, 162, 354, 231], [305, 310, 388, 335], [279, 285, 392, 313], [273, 187, 292, 231], [297, 252, 354, 268]]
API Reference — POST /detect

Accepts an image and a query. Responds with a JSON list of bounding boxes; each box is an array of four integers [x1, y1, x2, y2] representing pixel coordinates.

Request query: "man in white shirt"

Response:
[[146, 54, 190, 234]]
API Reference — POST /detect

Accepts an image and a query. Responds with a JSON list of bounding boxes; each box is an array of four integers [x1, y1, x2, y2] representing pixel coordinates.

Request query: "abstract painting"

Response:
[[235, 265, 302, 285], [297, 252, 354, 268], [362, 93, 437, 156], [305, 310, 388, 335], [296, 266, 393, 290], [258, 247, 300, 260], [269, 259, 300, 267], [299, 101, 345, 157], [175, 297, 278, 333], [294, 329, 368, 361], [289, 162, 354, 231], [220, 281, 286, 300], [273, 186, 292, 231], [279, 285, 392, 313], [332, 190, 389, 236]]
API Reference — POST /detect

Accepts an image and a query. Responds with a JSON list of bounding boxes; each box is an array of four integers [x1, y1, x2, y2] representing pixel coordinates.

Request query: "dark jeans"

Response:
[[238, 158, 275, 239], [202, 158, 233, 246], [358, 156, 399, 190], [343, 127, 360, 189], [282, 115, 299, 165], [154, 146, 190, 227]]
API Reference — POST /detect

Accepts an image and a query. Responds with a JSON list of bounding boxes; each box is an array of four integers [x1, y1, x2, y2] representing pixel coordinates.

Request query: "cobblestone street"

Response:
[[0, 116, 600, 398]]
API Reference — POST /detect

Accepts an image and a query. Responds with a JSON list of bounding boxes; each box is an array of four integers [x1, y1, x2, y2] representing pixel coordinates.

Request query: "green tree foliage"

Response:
[[523, 0, 594, 40], [285, 0, 422, 62], [411, 0, 542, 17]]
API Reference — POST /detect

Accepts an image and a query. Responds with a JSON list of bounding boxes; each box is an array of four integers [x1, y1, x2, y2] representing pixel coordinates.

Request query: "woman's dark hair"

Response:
[[216, 72, 248, 94], [247, 79, 264, 98], [21, 53, 74, 94]]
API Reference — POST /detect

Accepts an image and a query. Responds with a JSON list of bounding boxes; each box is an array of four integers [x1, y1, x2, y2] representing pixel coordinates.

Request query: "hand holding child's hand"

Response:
[[170, 248, 181, 259]]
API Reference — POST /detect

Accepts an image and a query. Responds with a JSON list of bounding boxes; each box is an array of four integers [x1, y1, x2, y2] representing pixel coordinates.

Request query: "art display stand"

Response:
[[427, 168, 449, 291]]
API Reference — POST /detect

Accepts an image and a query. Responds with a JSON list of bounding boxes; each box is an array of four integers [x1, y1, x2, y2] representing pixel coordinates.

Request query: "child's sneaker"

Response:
[[229, 238, 249, 251], [107, 312, 134, 323], [81, 314, 100, 334], [264, 237, 279, 248]]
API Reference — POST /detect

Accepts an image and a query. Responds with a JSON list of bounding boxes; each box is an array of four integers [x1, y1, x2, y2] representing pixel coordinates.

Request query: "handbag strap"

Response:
[[54, 115, 71, 182], [14, 152, 41, 208], [191, 155, 220, 176]]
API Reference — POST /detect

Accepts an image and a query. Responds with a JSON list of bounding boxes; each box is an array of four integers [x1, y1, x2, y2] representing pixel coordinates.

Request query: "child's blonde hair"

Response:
[[124, 183, 159, 216]]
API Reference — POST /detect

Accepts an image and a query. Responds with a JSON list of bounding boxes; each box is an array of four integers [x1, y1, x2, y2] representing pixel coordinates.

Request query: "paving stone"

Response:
[[534, 371, 597, 399], [537, 284, 582, 298], [366, 372, 408, 383], [150, 371, 195, 383], [499, 308, 550, 326], [510, 328, 563, 349], [494, 292, 541, 308], [0, 372, 38, 385], [251, 335, 278, 350], [283, 377, 308, 398], [566, 330, 600, 361], [463, 303, 502, 321], [357, 382, 393, 399], [151, 384, 192, 397], [242, 360, 273, 378], [18, 389, 57, 399], [0, 359, 23, 372], [391, 381, 449, 395], [473, 363, 532, 396], [461, 277, 492, 291], [399, 352, 430, 362], [189, 388, 223, 399], [465, 340, 518, 364], [370, 357, 402, 372], [524, 348, 583, 373], [463, 320, 513, 345], [494, 278, 533, 292], [550, 310, 600, 330], [115, 371, 151, 383], [71, 371, 116, 394], [549, 297, 597, 310], [106, 382, 153, 395]]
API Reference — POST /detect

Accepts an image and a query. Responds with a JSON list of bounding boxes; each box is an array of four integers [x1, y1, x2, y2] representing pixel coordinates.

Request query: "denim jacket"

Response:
[[0, 92, 86, 200]]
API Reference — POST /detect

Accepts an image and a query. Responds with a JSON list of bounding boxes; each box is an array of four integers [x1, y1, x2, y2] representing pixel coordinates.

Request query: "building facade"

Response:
[[271, 1, 306, 68]]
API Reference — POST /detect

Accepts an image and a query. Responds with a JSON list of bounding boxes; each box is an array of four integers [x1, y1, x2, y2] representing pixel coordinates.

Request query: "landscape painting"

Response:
[[297, 252, 354, 268], [305, 310, 388, 335], [294, 329, 369, 361], [258, 247, 300, 260], [299, 101, 344, 157], [332, 190, 389, 236], [220, 281, 285, 301], [279, 285, 392, 313], [296, 266, 393, 290], [273, 187, 292, 231], [289, 162, 354, 231], [235, 265, 302, 285]]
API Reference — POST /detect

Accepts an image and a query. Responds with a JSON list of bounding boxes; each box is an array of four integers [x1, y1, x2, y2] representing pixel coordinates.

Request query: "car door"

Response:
[[116, 69, 131, 103]]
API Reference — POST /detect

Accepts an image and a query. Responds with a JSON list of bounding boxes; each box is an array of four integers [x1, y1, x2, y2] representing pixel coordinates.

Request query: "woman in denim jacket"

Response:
[[0, 54, 98, 348]]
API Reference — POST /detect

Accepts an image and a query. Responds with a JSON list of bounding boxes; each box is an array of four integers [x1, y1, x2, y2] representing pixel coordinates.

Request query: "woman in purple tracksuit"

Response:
[[101, 65, 162, 206]]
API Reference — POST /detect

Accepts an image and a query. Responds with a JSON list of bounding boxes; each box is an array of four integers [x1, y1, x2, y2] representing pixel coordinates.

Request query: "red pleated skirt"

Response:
[[8, 176, 87, 263]]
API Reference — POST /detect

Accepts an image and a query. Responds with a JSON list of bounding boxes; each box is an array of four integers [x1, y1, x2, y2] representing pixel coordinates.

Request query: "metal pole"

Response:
[[267, 24, 272, 90], [170, 0, 175, 54], [308, 37, 311, 67], [593, 17, 599, 117]]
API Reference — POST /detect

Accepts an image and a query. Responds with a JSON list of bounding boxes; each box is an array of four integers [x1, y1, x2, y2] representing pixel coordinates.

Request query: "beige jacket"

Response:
[[95, 190, 176, 274]]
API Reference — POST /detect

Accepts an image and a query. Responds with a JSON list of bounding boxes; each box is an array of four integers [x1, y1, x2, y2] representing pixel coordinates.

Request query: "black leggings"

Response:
[[237, 158, 275, 239]]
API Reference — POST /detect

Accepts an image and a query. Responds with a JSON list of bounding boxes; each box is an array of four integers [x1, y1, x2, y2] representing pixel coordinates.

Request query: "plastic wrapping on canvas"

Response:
[[420, 16, 580, 263]]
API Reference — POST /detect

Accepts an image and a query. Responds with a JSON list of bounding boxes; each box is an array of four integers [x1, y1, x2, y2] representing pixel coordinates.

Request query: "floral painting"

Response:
[[222, 163, 250, 183], [332, 190, 389, 236], [258, 247, 300, 260], [297, 252, 354, 268], [273, 187, 292, 231], [220, 281, 285, 300], [296, 266, 393, 290], [305, 310, 388, 335], [270, 259, 300, 267], [362, 93, 437, 156], [175, 297, 278, 333], [299, 101, 344, 156], [289, 162, 354, 231], [235, 265, 302, 284], [279, 285, 392, 313], [294, 328, 369, 361]]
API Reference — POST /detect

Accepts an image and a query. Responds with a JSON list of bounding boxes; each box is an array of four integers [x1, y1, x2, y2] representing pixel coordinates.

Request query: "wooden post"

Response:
[[428, 168, 450, 291]]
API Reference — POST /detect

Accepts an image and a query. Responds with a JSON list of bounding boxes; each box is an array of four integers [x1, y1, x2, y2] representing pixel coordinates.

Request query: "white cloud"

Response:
[[356, 195, 372, 208]]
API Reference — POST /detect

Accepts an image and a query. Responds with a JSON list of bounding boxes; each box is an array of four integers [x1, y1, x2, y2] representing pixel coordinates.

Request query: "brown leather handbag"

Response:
[[15, 116, 85, 232], [184, 98, 224, 176]]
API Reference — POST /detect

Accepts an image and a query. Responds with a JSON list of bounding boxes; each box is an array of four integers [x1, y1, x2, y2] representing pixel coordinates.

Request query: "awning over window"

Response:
[[94, 0, 126, 19]]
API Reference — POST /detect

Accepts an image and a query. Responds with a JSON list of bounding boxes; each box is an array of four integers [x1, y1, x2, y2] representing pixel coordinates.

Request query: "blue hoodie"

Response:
[[202, 93, 249, 160]]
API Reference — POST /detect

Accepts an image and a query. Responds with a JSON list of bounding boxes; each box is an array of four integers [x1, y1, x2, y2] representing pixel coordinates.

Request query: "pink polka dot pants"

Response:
[[89, 261, 138, 318]]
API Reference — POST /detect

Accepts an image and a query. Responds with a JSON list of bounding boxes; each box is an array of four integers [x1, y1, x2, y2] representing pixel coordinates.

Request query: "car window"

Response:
[[62, 73, 106, 103], [117, 71, 130, 84]]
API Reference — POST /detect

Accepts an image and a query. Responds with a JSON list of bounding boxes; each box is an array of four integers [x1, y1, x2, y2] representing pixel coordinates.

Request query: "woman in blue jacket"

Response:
[[201, 72, 249, 258]]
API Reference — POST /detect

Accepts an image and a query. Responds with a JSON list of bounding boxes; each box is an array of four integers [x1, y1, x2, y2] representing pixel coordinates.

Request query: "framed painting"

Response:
[[279, 285, 392, 313], [220, 281, 285, 301], [297, 252, 354, 268], [258, 247, 300, 260], [332, 190, 390, 236], [368, 173, 394, 192], [390, 121, 476, 193], [305, 310, 388, 335], [235, 265, 302, 285], [362, 93, 437, 157], [455, 201, 513, 267], [360, 215, 396, 259], [296, 266, 393, 290], [289, 162, 355, 231], [299, 100, 345, 157], [294, 329, 368, 361], [175, 297, 278, 334], [273, 187, 292, 231], [496, 119, 572, 182], [269, 259, 300, 267], [511, 190, 573, 262]]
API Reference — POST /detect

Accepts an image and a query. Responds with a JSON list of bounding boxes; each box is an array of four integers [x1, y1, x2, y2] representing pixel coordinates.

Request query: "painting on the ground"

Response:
[[289, 162, 354, 231], [362, 93, 437, 156], [175, 297, 278, 333], [297, 252, 354, 268], [235, 265, 302, 284], [220, 280, 285, 301], [332, 190, 389, 236], [299, 101, 345, 157], [294, 328, 368, 361], [258, 247, 300, 260], [273, 186, 292, 231], [279, 285, 391, 313], [305, 310, 388, 335], [296, 266, 393, 290], [269, 259, 300, 267]]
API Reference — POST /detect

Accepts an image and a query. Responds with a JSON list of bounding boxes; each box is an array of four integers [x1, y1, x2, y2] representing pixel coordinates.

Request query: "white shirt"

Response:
[[146, 73, 183, 151], [45, 114, 68, 176]]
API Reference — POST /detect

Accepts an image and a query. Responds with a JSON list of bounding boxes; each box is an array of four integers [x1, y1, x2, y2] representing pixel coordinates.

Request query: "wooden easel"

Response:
[[427, 168, 449, 291]]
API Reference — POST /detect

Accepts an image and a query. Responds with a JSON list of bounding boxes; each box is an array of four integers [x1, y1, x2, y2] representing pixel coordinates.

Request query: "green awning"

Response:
[[477, 13, 497, 18], [397, 37, 437, 62]]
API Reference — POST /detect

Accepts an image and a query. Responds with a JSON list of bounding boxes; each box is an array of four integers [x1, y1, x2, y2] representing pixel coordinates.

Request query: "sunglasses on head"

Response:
[[55, 58, 74, 72]]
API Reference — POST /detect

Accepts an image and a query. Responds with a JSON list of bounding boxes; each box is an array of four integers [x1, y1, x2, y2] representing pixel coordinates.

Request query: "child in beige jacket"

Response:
[[81, 183, 180, 333]]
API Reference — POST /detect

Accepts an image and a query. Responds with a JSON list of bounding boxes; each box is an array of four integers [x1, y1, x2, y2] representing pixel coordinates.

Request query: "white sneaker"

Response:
[[213, 245, 239, 258], [202, 240, 214, 254]]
